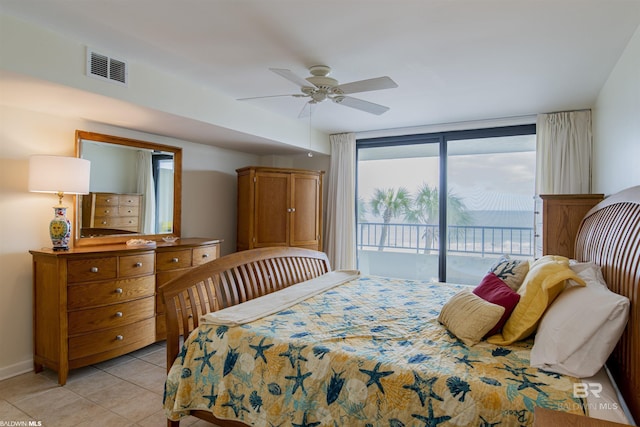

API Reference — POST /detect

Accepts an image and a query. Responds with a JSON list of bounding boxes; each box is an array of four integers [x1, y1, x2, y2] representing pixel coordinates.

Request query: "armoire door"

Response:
[[290, 173, 321, 249], [253, 171, 290, 247]]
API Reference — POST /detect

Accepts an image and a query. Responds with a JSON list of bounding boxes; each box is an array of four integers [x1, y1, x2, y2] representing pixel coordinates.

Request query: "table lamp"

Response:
[[28, 155, 91, 251]]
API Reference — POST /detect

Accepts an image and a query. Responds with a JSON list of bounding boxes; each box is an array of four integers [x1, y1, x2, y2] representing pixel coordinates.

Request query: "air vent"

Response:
[[86, 48, 128, 86]]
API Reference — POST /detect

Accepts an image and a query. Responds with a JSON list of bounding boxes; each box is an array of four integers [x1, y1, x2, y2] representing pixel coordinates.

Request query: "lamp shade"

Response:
[[28, 155, 91, 195]]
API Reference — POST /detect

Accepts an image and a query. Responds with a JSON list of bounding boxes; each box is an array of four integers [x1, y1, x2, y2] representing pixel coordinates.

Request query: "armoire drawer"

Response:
[[67, 275, 155, 309], [68, 296, 155, 335]]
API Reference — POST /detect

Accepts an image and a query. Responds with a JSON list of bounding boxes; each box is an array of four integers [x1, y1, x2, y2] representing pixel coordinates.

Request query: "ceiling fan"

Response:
[[238, 65, 398, 117]]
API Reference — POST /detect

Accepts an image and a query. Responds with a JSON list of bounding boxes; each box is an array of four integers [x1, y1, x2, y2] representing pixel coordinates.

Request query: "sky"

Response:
[[357, 148, 536, 213]]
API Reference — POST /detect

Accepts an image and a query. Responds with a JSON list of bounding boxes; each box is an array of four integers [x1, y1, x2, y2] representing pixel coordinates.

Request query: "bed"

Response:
[[160, 185, 640, 427]]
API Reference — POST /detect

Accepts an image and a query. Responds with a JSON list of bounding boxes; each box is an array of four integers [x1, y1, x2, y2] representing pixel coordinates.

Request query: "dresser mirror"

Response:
[[74, 130, 182, 246]]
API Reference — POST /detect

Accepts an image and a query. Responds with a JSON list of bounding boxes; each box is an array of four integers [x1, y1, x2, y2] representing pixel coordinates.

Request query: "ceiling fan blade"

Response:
[[237, 94, 306, 101], [334, 76, 398, 95], [269, 68, 312, 89], [333, 96, 390, 115]]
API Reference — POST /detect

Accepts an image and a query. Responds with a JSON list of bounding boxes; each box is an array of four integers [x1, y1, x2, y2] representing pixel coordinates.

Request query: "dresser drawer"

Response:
[[193, 245, 219, 266], [156, 249, 192, 271], [68, 296, 155, 335], [67, 257, 117, 283], [94, 206, 119, 217], [67, 276, 155, 310], [119, 195, 140, 207], [69, 317, 155, 361], [119, 206, 139, 217], [94, 216, 139, 228], [94, 194, 119, 206], [119, 253, 154, 278]]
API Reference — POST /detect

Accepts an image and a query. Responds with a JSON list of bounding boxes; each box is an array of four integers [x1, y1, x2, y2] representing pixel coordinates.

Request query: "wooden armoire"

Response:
[[236, 166, 324, 251]]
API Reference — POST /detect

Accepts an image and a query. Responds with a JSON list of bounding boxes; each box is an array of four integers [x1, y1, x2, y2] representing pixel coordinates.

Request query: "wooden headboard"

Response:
[[574, 185, 640, 424]]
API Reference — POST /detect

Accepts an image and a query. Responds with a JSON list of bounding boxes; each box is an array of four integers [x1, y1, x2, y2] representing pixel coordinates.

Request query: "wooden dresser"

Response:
[[81, 192, 143, 233], [30, 237, 221, 385], [539, 194, 604, 258]]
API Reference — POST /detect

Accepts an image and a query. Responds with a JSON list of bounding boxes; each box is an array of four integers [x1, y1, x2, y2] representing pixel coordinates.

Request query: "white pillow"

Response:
[[568, 261, 608, 288], [530, 263, 629, 377]]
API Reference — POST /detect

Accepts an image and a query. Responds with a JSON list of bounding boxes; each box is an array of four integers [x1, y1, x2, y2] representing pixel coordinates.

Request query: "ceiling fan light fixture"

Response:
[[311, 91, 328, 102]]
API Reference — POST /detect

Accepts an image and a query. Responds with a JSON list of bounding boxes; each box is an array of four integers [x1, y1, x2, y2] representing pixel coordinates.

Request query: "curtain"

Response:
[[535, 110, 592, 194], [325, 133, 357, 270], [136, 150, 156, 234]]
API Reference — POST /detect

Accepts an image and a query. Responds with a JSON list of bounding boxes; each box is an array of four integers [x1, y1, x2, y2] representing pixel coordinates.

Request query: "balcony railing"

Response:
[[358, 222, 534, 256]]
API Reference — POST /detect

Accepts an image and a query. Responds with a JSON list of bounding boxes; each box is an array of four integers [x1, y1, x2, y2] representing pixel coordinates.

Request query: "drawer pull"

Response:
[[202, 253, 210, 258], [116, 335, 124, 341], [90, 267, 99, 273], [101, 221, 107, 225], [115, 311, 123, 318], [105, 198, 111, 203], [171, 257, 179, 263], [188, 314, 194, 319], [134, 262, 143, 267], [115, 288, 123, 294]]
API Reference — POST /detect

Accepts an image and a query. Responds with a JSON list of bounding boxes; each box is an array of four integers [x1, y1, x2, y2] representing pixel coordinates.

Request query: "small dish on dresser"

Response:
[[126, 239, 157, 247], [162, 236, 179, 243]]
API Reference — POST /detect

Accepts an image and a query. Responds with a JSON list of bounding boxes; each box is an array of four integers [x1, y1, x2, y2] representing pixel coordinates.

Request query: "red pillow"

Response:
[[472, 272, 521, 336]]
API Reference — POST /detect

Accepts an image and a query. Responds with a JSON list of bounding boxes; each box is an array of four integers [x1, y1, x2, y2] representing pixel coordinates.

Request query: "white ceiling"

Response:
[[1, 0, 639, 151]]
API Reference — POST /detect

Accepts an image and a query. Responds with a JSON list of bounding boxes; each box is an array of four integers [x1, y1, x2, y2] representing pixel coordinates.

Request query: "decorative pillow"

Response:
[[438, 290, 505, 346], [487, 255, 586, 345], [530, 264, 630, 377], [488, 255, 529, 291], [472, 272, 521, 336]]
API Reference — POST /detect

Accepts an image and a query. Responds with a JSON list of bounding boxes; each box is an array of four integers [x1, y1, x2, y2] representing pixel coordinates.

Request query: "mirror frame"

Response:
[[74, 130, 182, 247]]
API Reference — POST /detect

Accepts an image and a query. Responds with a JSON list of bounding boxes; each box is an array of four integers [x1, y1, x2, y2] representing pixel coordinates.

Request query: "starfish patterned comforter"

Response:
[[163, 275, 585, 426]]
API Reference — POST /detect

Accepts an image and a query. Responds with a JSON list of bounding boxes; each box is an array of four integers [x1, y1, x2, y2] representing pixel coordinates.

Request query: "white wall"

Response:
[[593, 25, 640, 195], [0, 104, 261, 379], [0, 14, 330, 155]]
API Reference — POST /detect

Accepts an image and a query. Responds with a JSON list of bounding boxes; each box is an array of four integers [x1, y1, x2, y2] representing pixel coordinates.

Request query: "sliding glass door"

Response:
[[356, 125, 536, 284], [445, 133, 536, 284], [357, 137, 441, 281]]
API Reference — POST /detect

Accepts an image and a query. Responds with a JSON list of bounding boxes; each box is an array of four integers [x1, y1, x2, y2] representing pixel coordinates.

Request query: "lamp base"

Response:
[[50, 206, 71, 251]]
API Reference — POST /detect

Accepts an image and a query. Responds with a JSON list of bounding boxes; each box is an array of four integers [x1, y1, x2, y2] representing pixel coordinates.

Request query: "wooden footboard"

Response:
[[159, 247, 331, 427]]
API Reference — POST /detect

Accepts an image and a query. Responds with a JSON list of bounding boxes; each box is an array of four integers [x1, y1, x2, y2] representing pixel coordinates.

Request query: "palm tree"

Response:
[[370, 187, 412, 251], [357, 196, 368, 223], [405, 183, 471, 253]]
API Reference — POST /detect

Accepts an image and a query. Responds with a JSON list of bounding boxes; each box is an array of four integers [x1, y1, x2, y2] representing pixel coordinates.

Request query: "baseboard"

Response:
[[0, 358, 34, 381]]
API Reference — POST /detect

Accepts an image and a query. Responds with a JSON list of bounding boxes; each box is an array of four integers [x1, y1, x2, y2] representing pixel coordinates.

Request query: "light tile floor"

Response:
[[0, 342, 217, 427]]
